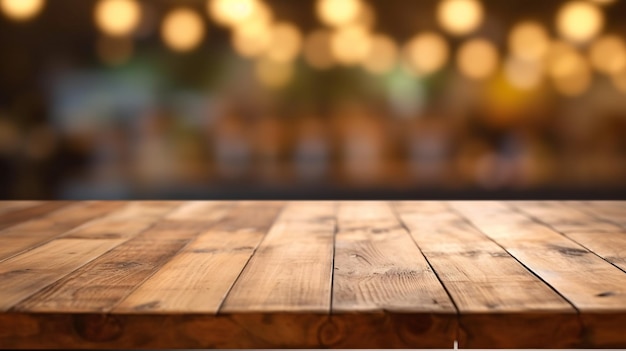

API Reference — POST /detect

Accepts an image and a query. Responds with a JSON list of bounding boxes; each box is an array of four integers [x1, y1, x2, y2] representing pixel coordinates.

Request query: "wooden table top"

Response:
[[0, 201, 625, 349]]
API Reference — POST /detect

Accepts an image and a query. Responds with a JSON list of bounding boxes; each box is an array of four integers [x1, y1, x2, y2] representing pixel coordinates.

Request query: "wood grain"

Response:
[[115, 202, 283, 313], [513, 201, 626, 273], [0, 201, 126, 262], [452, 201, 626, 347], [221, 202, 336, 313], [395, 201, 579, 348], [0, 202, 71, 231]]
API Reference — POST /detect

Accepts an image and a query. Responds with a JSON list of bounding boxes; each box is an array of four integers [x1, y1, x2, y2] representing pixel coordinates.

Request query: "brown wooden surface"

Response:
[[0, 201, 626, 349]]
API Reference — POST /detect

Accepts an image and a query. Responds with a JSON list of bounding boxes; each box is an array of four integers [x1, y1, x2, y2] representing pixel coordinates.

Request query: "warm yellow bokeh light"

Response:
[[94, 0, 141, 37], [231, 20, 272, 58], [546, 41, 592, 96], [589, 35, 626, 75], [316, 0, 362, 27], [509, 21, 550, 61], [304, 29, 335, 70], [354, 1, 376, 28], [556, 1, 604, 43], [612, 69, 626, 94], [208, 0, 259, 27], [162, 9, 205, 52], [0, 0, 44, 21], [265, 22, 302, 63], [504, 57, 543, 90], [362, 34, 398, 75], [96, 36, 133, 66], [457, 38, 499, 80], [404, 32, 449, 76], [255, 59, 294, 89], [437, 0, 484, 36], [330, 25, 372, 65]]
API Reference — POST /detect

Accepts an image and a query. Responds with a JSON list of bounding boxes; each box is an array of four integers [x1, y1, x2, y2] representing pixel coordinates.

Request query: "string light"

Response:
[[589, 35, 626, 75], [547, 41, 592, 96], [161, 8, 205, 52], [556, 1, 604, 43], [94, 0, 141, 37], [362, 34, 398, 75], [437, 0, 484, 36], [265, 22, 302, 63], [316, 0, 362, 27], [508, 21, 550, 61], [404, 32, 449, 76], [330, 24, 372, 65], [0, 0, 44, 21], [208, 0, 259, 27], [457, 38, 499, 80]]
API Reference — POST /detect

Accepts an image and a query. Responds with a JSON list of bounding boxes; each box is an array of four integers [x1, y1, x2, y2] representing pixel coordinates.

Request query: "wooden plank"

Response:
[[115, 202, 284, 313], [570, 201, 626, 228], [512, 201, 626, 273], [395, 201, 579, 348], [325, 201, 456, 348], [0, 201, 42, 216], [0, 201, 71, 231], [0, 239, 125, 311], [0, 202, 182, 312], [0, 201, 126, 262], [452, 201, 626, 348], [220, 201, 336, 313]]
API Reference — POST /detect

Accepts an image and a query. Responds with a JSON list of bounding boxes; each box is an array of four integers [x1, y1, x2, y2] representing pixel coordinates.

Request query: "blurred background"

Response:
[[1, 0, 626, 200]]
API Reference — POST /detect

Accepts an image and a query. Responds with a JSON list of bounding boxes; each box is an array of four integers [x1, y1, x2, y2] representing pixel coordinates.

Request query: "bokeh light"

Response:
[[330, 24, 372, 65], [303, 29, 335, 70], [208, 0, 259, 27], [161, 8, 205, 52], [255, 58, 294, 88], [589, 35, 626, 75], [94, 0, 141, 37], [265, 22, 302, 63], [404, 32, 449, 76], [556, 1, 604, 43], [437, 0, 484, 36], [316, 0, 362, 27], [547, 41, 592, 96], [509, 21, 550, 61], [231, 20, 272, 58], [457, 38, 499, 80], [504, 57, 543, 90], [362, 34, 398, 75], [0, 0, 44, 21]]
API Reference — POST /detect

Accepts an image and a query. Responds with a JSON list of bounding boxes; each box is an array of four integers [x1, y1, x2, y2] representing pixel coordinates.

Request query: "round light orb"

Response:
[[316, 0, 362, 27], [208, 0, 259, 27], [546, 42, 592, 96], [0, 0, 44, 21], [362, 34, 398, 75], [556, 1, 604, 43], [404, 31, 449, 76], [589, 35, 626, 74], [265, 22, 302, 63], [457, 38, 499, 80], [231, 19, 272, 58], [437, 0, 484, 36], [95, 0, 141, 37], [508, 21, 550, 61], [161, 8, 205, 52], [330, 24, 372, 65], [504, 57, 543, 90]]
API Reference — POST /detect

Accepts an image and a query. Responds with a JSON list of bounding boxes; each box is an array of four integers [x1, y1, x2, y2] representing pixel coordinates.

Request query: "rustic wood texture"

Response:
[[0, 201, 625, 349]]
